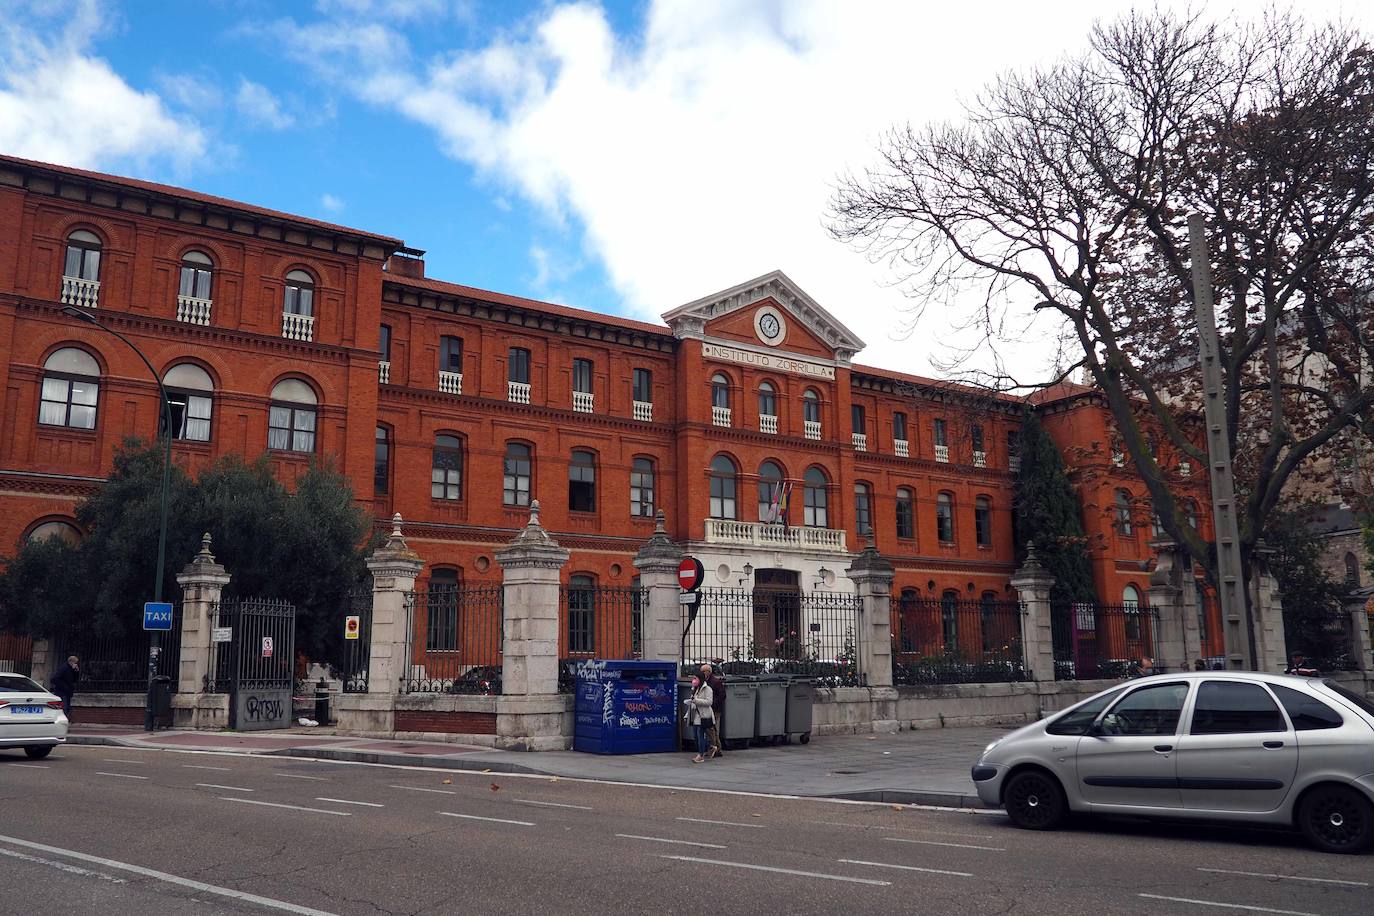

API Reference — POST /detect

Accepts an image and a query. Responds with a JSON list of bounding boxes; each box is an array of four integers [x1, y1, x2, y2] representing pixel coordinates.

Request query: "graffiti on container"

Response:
[[602, 680, 615, 724], [618, 713, 673, 729]]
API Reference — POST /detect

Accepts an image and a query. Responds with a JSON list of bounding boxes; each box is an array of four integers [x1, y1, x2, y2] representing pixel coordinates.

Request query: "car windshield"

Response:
[[1323, 679, 1374, 718], [0, 674, 44, 693]]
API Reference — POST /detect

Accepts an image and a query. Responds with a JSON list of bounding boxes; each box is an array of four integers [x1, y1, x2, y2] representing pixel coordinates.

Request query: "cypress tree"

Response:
[[1014, 411, 1098, 606]]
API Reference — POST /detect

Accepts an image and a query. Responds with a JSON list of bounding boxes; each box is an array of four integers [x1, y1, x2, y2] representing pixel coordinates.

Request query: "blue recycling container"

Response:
[[573, 659, 679, 754]]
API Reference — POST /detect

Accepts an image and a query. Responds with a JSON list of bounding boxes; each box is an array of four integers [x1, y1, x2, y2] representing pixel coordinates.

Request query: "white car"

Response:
[[0, 672, 69, 759]]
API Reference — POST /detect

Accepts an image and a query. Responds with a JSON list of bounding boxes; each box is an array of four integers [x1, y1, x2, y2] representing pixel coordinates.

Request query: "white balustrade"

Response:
[[935, 444, 949, 463], [508, 381, 531, 404], [852, 432, 867, 451], [804, 420, 821, 440], [712, 405, 731, 428], [894, 438, 909, 458], [704, 518, 847, 553], [439, 370, 463, 395], [573, 391, 594, 413], [973, 450, 987, 468], [176, 295, 212, 325], [760, 414, 778, 434], [1179, 461, 1191, 477], [378, 361, 391, 384], [61, 276, 100, 309], [281, 312, 315, 342], [633, 400, 653, 422], [1009, 456, 1021, 473]]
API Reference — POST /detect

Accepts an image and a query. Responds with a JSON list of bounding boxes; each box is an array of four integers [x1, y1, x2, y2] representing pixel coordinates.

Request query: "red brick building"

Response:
[[0, 154, 1209, 661]]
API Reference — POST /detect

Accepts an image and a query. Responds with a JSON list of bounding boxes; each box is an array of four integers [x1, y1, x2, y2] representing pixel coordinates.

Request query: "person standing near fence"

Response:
[[687, 674, 717, 763], [50, 655, 80, 722]]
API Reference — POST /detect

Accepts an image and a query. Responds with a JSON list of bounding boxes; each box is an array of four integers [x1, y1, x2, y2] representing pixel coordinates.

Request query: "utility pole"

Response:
[[1187, 214, 1254, 669]]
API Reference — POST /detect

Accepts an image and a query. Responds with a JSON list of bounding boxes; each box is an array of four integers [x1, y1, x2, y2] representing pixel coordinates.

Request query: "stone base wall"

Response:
[[171, 693, 229, 730], [69, 692, 148, 726]]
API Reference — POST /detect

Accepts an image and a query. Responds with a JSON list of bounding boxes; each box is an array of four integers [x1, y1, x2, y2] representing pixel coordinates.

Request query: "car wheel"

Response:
[[1298, 785, 1374, 854], [24, 746, 53, 760], [1003, 769, 1067, 830]]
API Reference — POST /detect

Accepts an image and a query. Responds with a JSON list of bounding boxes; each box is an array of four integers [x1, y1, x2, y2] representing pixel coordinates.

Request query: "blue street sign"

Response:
[[143, 602, 174, 631]]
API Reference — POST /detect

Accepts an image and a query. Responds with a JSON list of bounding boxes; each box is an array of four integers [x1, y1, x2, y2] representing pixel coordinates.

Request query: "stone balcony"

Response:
[[712, 405, 731, 428], [704, 518, 848, 554], [760, 414, 778, 434], [61, 276, 99, 309], [379, 360, 391, 384], [935, 444, 949, 463], [804, 420, 821, 440], [573, 391, 594, 413], [176, 295, 212, 325], [439, 370, 462, 395], [508, 381, 531, 404], [894, 438, 909, 458], [633, 400, 653, 422], [852, 432, 867, 451], [282, 312, 315, 342]]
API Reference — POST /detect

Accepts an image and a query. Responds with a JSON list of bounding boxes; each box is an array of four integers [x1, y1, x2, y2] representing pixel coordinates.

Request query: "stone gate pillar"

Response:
[[29, 639, 55, 690], [1249, 542, 1288, 673], [845, 536, 895, 689], [1344, 590, 1374, 674], [1148, 538, 1201, 673], [174, 533, 231, 695], [364, 514, 425, 696], [495, 501, 571, 750], [1010, 543, 1056, 683], [632, 511, 684, 664]]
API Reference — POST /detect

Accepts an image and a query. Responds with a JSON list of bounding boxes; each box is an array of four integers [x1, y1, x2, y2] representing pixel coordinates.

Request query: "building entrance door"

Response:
[[753, 568, 800, 658]]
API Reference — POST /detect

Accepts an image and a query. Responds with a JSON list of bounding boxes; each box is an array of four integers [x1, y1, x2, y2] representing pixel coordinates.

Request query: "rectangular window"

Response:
[[1189, 681, 1286, 735], [269, 406, 316, 453], [441, 336, 462, 372], [933, 418, 947, 447], [854, 484, 872, 536], [569, 451, 596, 513], [179, 265, 211, 299], [936, 495, 954, 543], [39, 377, 98, 429], [380, 324, 392, 362], [896, 490, 914, 539], [374, 428, 390, 495], [630, 458, 655, 517], [633, 368, 652, 403], [971, 424, 985, 454], [975, 498, 992, 546], [165, 392, 212, 442], [508, 347, 531, 385], [851, 404, 866, 434], [572, 358, 593, 394], [893, 412, 907, 441]]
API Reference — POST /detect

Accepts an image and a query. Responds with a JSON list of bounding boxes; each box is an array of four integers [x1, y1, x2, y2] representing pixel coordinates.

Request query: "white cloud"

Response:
[[0, 0, 206, 173], [320, 192, 345, 213], [235, 78, 295, 130]]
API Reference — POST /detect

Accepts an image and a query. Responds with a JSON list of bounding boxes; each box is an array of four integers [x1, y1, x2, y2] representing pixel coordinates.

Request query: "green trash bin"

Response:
[[754, 676, 787, 745], [784, 679, 814, 744]]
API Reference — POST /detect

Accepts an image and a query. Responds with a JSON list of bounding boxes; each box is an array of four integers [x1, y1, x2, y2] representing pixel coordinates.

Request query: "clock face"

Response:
[[760, 314, 781, 338], [754, 307, 786, 345]]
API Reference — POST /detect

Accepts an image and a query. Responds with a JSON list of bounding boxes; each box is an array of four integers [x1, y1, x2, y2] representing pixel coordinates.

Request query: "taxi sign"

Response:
[[142, 602, 174, 631]]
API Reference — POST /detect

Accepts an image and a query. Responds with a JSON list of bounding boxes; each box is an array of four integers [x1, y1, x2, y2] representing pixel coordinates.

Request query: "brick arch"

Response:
[[157, 353, 222, 390], [160, 347, 236, 392], [50, 213, 123, 249], [162, 235, 237, 269], [39, 339, 108, 376], [266, 371, 325, 404], [245, 362, 341, 405]]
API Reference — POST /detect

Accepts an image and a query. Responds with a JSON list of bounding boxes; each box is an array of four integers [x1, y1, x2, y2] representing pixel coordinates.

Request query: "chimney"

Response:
[[385, 246, 426, 279]]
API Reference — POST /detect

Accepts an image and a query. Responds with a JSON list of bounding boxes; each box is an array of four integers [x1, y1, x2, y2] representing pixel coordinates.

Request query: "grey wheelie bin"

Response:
[[783, 678, 814, 744], [719, 678, 757, 750], [753, 675, 787, 745]]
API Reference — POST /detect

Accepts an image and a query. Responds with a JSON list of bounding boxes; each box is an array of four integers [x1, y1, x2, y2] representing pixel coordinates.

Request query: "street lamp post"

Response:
[[60, 306, 172, 730]]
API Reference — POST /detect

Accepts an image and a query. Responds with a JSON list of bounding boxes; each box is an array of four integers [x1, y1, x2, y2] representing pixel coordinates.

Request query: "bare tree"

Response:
[[830, 9, 1374, 604]]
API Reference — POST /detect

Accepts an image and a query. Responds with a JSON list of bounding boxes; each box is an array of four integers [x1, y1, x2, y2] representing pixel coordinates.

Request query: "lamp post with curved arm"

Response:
[[61, 306, 172, 731]]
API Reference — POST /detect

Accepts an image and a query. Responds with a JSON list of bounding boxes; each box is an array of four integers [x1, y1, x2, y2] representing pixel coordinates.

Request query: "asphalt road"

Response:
[[1, 745, 1370, 916]]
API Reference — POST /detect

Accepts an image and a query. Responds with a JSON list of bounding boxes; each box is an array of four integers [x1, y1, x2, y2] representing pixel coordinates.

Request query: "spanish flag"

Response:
[[777, 481, 792, 531]]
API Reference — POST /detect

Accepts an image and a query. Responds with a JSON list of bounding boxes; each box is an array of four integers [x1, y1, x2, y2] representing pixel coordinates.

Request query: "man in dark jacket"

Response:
[[706, 661, 727, 757], [49, 655, 80, 722]]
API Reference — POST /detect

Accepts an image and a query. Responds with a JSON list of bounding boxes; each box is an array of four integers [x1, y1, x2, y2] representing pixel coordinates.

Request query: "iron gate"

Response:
[[686, 587, 861, 686], [208, 596, 297, 729], [340, 585, 372, 693]]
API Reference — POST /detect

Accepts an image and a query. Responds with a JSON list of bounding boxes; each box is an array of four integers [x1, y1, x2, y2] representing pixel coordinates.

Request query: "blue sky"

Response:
[[3, 0, 1371, 379]]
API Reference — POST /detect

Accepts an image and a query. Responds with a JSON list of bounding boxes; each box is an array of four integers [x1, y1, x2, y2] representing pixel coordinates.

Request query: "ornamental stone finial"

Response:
[[528, 499, 542, 529], [196, 532, 214, 563], [384, 512, 408, 550], [654, 509, 666, 536], [1022, 540, 1042, 571]]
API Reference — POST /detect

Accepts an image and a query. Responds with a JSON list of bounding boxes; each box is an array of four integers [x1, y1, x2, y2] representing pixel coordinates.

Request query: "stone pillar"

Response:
[[495, 501, 571, 751], [1148, 539, 1201, 673], [845, 535, 895, 689], [29, 638, 55, 689], [364, 514, 425, 696], [1345, 590, 1373, 674], [632, 511, 684, 664], [174, 533, 231, 695], [1010, 543, 1056, 684], [1249, 542, 1288, 673]]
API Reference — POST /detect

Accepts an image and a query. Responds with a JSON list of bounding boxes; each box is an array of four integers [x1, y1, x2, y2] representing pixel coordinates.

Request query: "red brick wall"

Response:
[[394, 709, 497, 735]]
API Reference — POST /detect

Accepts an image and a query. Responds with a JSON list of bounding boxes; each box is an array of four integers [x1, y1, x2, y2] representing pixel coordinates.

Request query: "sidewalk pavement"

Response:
[[65, 724, 1009, 808]]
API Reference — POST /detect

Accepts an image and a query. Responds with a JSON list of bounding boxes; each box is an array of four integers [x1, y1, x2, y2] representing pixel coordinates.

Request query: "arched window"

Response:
[[1123, 584, 1142, 640], [709, 454, 738, 519], [975, 495, 992, 547], [163, 363, 213, 442], [758, 382, 776, 418], [941, 589, 960, 649], [757, 461, 784, 521], [283, 270, 314, 316], [1345, 552, 1361, 586], [802, 389, 821, 424], [854, 482, 873, 536], [426, 568, 460, 651], [803, 466, 829, 528], [268, 379, 317, 452], [895, 487, 914, 539], [630, 457, 655, 517], [503, 442, 532, 507], [27, 520, 81, 545], [39, 347, 99, 429], [374, 426, 390, 495], [569, 449, 597, 512], [936, 492, 955, 543], [432, 435, 463, 500], [568, 573, 596, 655], [711, 373, 731, 410], [1115, 489, 1134, 535], [179, 250, 213, 301], [63, 230, 102, 281]]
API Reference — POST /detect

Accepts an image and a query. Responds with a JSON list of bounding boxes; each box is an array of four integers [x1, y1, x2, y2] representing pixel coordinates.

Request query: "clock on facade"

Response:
[[754, 306, 786, 346]]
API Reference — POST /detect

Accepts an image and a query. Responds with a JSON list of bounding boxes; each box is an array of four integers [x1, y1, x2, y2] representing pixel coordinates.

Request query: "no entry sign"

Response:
[[677, 556, 705, 592]]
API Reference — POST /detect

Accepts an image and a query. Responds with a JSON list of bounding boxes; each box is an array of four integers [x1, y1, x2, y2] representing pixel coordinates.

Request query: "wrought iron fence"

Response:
[[0, 632, 33, 676], [54, 611, 182, 693], [402, 583, 503, 694], [1051, 602, 1159, 680], [557, 584, 645, 692], [891, 597, 1027, 684], [207, 597, 297, 694], [339, 585, 373, 693], [682, 587, 861, 687]]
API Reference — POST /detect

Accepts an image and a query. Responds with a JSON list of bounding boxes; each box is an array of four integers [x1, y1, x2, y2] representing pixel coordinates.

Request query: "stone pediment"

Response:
[[662, 270, 865, 366]]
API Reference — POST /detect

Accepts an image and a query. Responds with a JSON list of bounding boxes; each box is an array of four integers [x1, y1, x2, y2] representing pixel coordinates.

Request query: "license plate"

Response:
[[8, 705, 45, 715]]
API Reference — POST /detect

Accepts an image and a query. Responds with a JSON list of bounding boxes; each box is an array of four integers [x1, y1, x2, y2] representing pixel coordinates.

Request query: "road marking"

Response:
[[883, 837, 1004, 851], [0, 846, 128, 883], [183, 764, 232, 771], [840, 858, 973, 878], [0, 834, 339, 915], [9, 763, 49, 769], [219, 798, 350, 816], [316, 798, 385, 808], [274, 773, 328, 781], [95, 772, 149, 780], [389, 784, 456, 795], [1138, 894, 1318, 915], [659, 855, 890, 886], [439, 812, 535, 827], [1197, 867, 1369, 888], [101, 758, 146, 765], [616, 834, 727, 849], [514, 799, 593, 810], [676, 817, 765, 829], [196, 783, 254, 793]]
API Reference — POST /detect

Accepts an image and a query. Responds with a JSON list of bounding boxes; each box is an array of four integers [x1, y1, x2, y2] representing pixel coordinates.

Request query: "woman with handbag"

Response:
[[687, 675, 717, 763]]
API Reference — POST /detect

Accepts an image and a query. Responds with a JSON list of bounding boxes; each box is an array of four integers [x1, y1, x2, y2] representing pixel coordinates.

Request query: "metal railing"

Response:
[[804, 419, 821, 440], [712, 405, 731, 427], [557, 583, 645, 691], [339, 586, 373, 693], [704, 518, 847, 552], [633, 400, 653, 422], [1051, 602, 1159, 680], [894, 438, 909, 458], [892, 597, 1027, 684], [508, 381, 531, 404], [176, 295, 212, 325], [760, 414, 778, 434], [61, 276, 99, 309], [439, 370, 462, 395], [281, 312, 315, 341], [402, 583, 504, 694], [685, 587, 861, 686], [0, 632, 33, 676], [207, 597, 296, 694], [56, 614, 183, 693]]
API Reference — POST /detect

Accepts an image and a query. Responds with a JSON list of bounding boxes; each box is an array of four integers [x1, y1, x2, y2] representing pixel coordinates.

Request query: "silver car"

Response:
[[0, 672, 69, 759], [972, 672, 1374, 853]]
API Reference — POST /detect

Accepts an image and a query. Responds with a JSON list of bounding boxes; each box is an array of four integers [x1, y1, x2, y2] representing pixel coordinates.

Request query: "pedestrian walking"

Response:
[[49, 655, 80, 722], [705, 662, 726, 758], [687, 674, 717, 763]]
